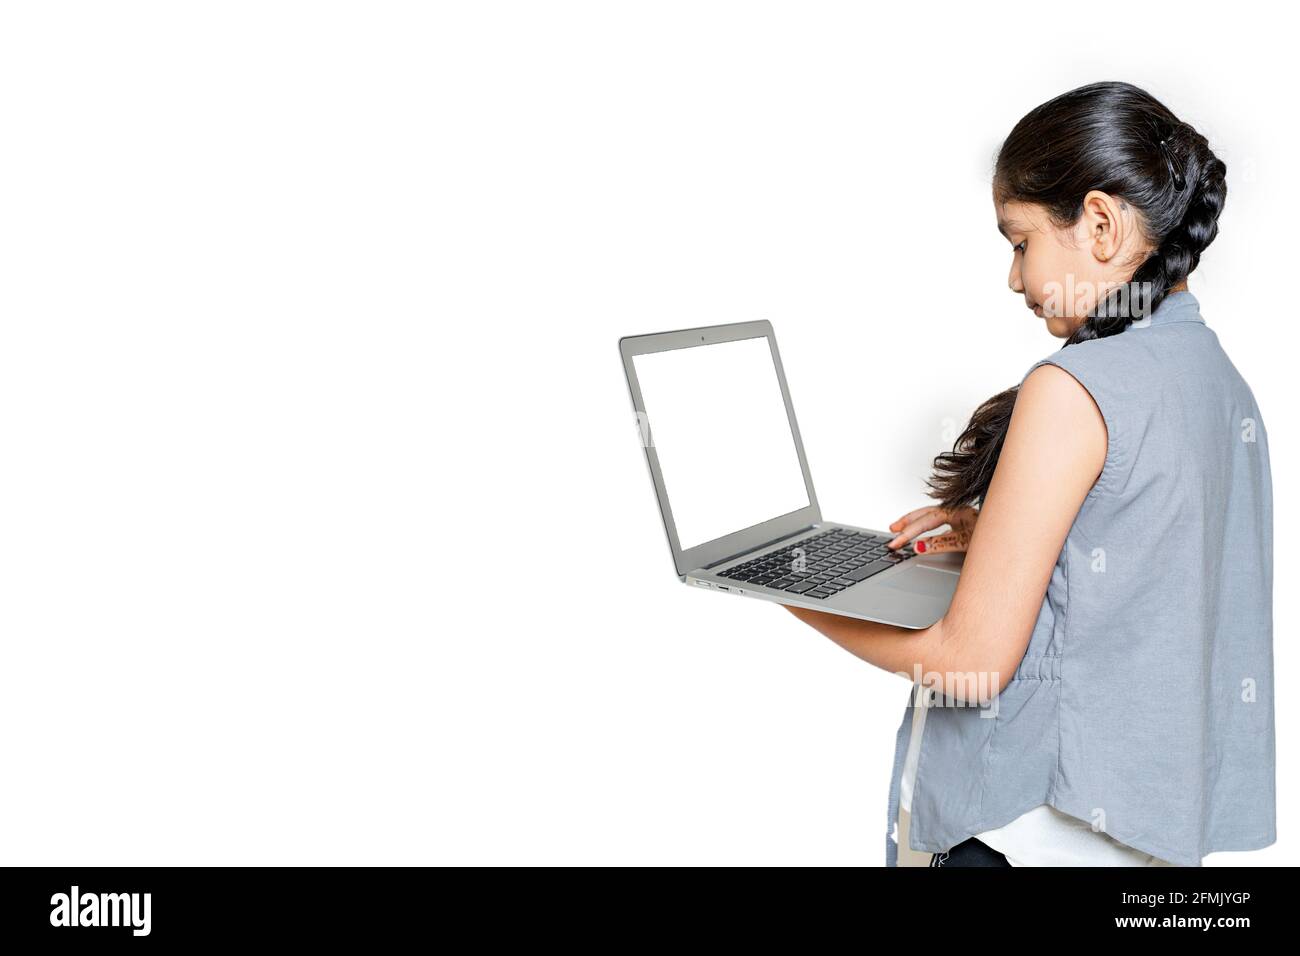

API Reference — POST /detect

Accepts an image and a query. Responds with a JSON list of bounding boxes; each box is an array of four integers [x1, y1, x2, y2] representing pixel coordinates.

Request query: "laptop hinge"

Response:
[[701, 524, 820, 571]]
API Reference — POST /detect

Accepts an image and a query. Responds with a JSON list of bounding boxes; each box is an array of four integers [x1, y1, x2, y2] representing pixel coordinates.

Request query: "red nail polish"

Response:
[[914, 540, 927, 553]]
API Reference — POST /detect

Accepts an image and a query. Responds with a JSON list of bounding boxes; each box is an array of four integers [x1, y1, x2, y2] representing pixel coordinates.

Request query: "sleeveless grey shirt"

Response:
[[885, 291, 1276, 867]]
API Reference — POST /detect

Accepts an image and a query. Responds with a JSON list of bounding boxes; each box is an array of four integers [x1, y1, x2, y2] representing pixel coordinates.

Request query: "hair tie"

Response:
[[1159, 138, 1186, 191]]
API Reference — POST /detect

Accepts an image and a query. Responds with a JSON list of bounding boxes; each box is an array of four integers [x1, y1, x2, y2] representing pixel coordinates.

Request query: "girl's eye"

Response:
[[1014, 240, 1027, 253]]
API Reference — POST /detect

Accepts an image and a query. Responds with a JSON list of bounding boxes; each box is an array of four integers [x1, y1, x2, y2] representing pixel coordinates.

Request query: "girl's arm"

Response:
[[786, 363, 1106, 701]]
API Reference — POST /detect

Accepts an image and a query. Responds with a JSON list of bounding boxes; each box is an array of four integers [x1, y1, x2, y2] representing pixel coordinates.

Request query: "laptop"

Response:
[[620, 320, 962, 629]]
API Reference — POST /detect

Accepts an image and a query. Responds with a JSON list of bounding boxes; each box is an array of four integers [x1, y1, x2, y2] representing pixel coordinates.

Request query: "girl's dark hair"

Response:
[[926, 81, 1227, 511]]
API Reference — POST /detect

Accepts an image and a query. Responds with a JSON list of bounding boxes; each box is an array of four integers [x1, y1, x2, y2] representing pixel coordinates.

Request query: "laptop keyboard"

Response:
[[716, 528, 911, 600]]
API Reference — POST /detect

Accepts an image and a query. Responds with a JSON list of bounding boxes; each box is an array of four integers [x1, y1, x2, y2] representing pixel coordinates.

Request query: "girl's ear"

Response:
[[1079, 189, 1126, 263]]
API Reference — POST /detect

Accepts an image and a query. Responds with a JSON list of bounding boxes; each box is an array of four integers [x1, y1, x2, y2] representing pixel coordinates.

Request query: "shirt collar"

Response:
[[1139, 290, 1205, 328]]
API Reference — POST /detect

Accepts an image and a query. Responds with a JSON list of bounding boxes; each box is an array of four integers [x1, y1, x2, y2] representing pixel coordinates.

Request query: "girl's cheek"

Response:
[[1023, 261, 1045, 300], [1028, 260, 1057, 309]]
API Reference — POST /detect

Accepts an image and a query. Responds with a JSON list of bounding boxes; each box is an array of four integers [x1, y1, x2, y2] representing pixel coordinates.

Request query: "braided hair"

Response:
[[926, 81, 1228, 511]]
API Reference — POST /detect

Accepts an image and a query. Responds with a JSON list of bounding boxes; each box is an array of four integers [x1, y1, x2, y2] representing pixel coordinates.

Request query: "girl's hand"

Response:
[[886, 506, 978, 554]]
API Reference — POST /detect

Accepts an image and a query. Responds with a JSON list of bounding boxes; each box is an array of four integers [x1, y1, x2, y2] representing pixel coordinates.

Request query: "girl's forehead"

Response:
[[995, 198, 1045, 233]]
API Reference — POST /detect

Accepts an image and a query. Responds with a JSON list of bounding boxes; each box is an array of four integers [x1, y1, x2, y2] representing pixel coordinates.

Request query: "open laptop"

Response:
[[620, 320, 962, 629]]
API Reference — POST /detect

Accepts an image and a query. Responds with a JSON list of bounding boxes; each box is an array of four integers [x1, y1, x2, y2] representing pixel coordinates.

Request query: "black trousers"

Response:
[[929, 836, 1012, 867]]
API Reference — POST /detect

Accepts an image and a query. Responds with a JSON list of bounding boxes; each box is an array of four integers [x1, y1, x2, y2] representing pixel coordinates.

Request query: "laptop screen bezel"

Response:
[[619, 320, 822, 578]]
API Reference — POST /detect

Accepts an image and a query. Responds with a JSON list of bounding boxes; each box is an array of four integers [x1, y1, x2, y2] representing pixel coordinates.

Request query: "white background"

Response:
[[0, 2, 1290, 865]]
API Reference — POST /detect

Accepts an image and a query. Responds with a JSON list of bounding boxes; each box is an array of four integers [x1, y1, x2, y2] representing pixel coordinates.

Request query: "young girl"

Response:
[[787, 81, 1276, 867]]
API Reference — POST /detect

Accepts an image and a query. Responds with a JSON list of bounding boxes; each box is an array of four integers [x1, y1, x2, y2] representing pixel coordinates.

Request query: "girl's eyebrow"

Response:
[[997, 219, 1023, 239]]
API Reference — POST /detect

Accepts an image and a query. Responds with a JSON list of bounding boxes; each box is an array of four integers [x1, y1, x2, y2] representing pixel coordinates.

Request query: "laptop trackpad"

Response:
[[881, 565, 958, 599]]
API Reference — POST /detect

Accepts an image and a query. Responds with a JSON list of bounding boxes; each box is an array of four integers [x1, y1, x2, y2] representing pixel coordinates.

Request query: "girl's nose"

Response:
[[1008, 260, 1024, 294]]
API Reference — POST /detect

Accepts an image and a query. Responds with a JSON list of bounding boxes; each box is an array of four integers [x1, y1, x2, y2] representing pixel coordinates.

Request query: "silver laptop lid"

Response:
[[620, 320, 822, 577]]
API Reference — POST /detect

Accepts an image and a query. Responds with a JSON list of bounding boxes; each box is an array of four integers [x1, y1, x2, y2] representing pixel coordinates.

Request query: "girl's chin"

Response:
[[1043, 315, 1075, 338]]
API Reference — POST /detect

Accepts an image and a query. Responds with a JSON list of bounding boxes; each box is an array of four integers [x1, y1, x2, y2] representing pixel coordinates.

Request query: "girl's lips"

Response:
[[1032, 304, 1045, 317]]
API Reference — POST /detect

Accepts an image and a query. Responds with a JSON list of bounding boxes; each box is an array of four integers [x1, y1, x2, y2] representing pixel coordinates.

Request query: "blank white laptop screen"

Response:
[[633, 335, 811, 551]]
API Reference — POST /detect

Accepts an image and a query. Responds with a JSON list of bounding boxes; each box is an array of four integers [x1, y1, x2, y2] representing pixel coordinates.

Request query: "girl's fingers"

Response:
[[911, 530, 972, 554], [889, 506, 945, 531], [948, 507, 979, 531], [886, 510, 951, 548]]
